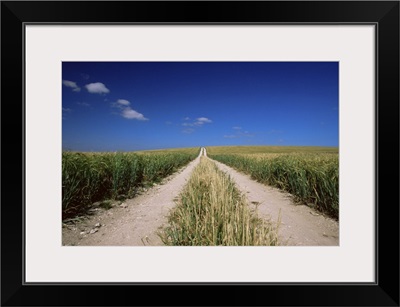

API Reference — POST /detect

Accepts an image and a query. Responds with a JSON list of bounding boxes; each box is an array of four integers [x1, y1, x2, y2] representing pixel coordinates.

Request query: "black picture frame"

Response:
[[1, 1, 399, 306]]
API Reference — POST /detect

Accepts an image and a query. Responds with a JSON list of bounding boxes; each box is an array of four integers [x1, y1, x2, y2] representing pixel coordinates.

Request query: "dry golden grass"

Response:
[[206, 145, 338, 155], [160, 157, 279, 246]]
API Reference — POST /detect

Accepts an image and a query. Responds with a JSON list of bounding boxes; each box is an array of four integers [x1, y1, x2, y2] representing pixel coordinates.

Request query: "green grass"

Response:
[[160, 157, 279, 246], [209, 151, 339, 219], [62, 148, 199, 219]]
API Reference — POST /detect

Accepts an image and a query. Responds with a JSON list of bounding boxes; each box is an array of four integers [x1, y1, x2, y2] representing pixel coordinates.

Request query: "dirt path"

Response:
[[206, 149, 339, 246], [62, 149, 204, 246], [63, 147, 338, 246]]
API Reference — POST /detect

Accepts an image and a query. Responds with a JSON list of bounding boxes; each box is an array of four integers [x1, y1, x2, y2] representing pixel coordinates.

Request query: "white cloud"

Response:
[[62, 107, 71, 112], [117, 99, 130, 106], [197, 117, 212, 123], [181, 116, 212, 131], [111, 99, 148, 121], [62, 80, 80, 92], [233, 126, 242, 130], [77, 102, 90, 107], [85, 82, 110, 94], [122, 107, 148, 121], [182, 117, 212, 134]]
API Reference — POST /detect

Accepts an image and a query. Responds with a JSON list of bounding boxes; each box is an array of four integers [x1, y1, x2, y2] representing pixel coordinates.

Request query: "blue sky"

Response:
[[62, 62, 338, 151]]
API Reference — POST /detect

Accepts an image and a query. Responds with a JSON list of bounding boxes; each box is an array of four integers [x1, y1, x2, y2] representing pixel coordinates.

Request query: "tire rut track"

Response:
[[62, 150, 204, 246], [206, 150, 339, 246], [63, 147, 339, 246]]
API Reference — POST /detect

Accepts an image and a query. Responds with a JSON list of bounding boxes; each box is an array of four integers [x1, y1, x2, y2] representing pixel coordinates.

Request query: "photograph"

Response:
[[2, 0, 398, 305], [61, 61, 339, 247]]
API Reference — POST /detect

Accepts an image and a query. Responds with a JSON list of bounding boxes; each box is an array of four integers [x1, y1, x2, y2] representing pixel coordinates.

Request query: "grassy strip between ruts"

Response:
[[160, 157, 279, 246]]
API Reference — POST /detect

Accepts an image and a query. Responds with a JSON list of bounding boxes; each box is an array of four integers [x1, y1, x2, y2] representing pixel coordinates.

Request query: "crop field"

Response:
[[62, 145, 338, 246], [208, 146, 339, 219], [62, 148, 199, 219], [206, 145, 338, 155], [134, 147, 201, 155]]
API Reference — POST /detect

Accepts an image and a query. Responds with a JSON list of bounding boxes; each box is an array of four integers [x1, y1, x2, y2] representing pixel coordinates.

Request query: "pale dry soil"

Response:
[[210, 157, 339, 246], [63, 147, 338, 246], [62, 150, 204, 246]]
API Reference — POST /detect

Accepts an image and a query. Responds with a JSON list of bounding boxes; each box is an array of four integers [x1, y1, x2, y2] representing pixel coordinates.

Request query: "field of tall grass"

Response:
[[160, 157, 279, 246], [206, 145, 338, 155], [62, 148, 199, 219], [208, 146, 339, 219]]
